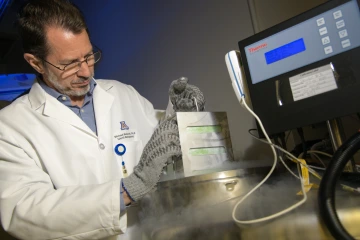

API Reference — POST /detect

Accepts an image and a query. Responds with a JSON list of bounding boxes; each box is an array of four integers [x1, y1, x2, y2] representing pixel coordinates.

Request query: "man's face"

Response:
[[42, 27, 94, 98]]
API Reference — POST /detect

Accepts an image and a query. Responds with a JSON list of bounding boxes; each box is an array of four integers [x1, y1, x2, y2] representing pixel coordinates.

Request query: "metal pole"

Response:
[[326, 118, 355, 172]]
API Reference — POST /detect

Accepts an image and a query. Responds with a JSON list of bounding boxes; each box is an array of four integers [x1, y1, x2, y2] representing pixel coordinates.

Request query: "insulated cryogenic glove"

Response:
[[169, 77, 205, 112], [122, 119, 181, 201]]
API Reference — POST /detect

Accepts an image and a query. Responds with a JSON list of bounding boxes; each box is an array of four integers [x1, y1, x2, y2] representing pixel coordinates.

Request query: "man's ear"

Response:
[[24, 53, 45, 74]]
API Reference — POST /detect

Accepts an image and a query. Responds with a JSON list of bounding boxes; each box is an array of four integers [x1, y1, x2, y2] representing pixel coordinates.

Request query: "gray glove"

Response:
[[122, 119, 181, 201], [169, 77, 205, 112]]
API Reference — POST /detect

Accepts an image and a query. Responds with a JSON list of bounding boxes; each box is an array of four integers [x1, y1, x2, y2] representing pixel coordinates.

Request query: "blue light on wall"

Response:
[[73, 0, 182, 80], [0, 0, 11, 21], [0, 74, 36, 101]]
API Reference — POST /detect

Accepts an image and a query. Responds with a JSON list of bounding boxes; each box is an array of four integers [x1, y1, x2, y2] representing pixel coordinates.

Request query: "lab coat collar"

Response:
[[28, 78, 114, 137], [28, 79, 45, 110], [93, 79, 114, 137]]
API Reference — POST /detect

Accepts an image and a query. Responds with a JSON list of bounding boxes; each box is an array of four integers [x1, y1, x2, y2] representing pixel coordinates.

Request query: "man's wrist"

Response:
[[121, 187, 132, 206], [121, 180, 135, 205]]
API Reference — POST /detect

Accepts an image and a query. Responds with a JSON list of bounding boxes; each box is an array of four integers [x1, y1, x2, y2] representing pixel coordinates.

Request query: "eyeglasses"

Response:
[[41, 49, 102, 77]]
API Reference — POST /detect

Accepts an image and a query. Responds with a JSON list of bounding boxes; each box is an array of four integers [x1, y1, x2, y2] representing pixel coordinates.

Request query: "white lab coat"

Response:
[[0, 79, 160, 240]]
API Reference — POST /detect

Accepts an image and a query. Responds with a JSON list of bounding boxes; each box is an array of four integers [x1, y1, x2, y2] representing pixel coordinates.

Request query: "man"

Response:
[[0, 0, 205, 239]]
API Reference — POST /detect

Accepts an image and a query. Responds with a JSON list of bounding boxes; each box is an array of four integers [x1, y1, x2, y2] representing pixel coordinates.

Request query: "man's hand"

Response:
[[122, 119, 181, 202], [169, 77, 205, 112]]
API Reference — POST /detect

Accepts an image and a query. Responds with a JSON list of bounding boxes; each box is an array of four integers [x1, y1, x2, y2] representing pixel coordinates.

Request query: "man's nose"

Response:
[[76, 61, 92, 78]]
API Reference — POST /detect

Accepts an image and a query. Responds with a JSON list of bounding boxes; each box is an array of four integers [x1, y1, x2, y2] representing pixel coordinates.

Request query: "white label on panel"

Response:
[[339, 29, 348, 38], [333, 10, 342, 19], [317, 18, 325, 26], [336, 20, 345, 29], [319, 27, 328, 35], [290, 64, 338, 102], [321, 36, 330, 45], [342, 39, 351, 48], [324, 46, 333, 54]]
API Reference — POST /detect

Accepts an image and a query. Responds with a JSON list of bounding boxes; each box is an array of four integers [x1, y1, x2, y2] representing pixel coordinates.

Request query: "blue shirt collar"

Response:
[[38, 77, 97, 107]]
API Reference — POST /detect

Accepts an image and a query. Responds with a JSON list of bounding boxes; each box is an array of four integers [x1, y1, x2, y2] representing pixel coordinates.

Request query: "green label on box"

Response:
[[186, 125, 221, 134]]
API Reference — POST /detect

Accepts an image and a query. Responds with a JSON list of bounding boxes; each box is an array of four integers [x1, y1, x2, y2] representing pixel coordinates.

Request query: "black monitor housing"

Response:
[[238, 0, 360, 136]]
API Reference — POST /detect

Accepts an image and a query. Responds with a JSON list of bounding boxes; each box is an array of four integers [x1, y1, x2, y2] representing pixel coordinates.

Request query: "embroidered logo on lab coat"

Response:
[[120, 121, 129, 130]]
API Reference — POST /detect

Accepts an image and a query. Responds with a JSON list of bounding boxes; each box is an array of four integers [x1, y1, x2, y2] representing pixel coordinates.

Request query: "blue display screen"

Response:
[[265, 38, 306, 65]]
